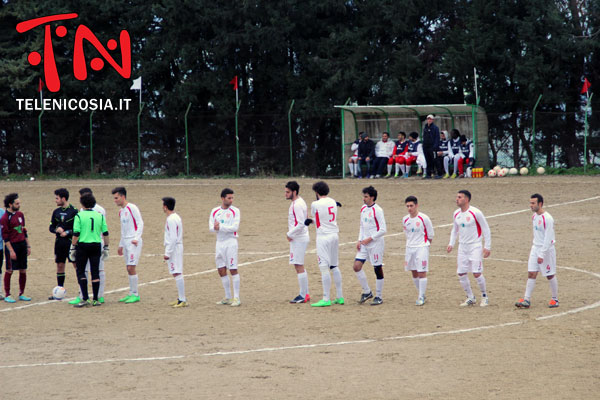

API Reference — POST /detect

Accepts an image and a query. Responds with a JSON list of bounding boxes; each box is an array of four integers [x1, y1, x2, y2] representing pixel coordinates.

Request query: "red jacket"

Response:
[[1, 211, 27, 243]]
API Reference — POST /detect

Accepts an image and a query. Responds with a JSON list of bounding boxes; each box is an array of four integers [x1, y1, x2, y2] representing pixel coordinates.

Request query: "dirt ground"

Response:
[[0, 176, 599, 399]]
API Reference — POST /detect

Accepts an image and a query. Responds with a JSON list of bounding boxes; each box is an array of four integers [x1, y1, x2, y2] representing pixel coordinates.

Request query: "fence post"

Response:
[[38, 109, 44, 175], [235, 100, 241, 177], [288, 99, 295, 176], [89, 110, 94, 173], [137, 103, 145, 176], [532, 94, 542, 167], [584, 93, 593, 173], [184, 102, 192, 175]]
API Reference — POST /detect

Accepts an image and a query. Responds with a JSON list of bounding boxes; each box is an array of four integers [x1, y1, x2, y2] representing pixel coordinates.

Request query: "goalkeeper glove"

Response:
[[68, 245, 77, 263], [102, 245, 109, 261], [336, 202, 342, 207]]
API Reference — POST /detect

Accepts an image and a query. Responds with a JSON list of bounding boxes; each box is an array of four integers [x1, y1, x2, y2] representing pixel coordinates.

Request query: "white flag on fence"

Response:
[[130, 77, 142, 90]]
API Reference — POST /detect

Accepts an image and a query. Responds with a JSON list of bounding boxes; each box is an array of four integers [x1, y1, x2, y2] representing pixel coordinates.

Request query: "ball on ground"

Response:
[[488, 169, 497, 177], [520, 167, 529, 175], [536, 167, 545, 175], [509, 167, 518, 175], [493, 165, 501, 173], [30, 176, 35, 181], [52, 286, 66, 300]]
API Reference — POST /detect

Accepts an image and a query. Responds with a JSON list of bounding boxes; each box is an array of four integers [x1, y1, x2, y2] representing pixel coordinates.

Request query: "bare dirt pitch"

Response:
[[1, 176, 599, 399]]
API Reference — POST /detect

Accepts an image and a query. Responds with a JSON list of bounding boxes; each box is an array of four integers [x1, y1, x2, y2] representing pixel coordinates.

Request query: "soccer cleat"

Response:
[[74, 299, 91, 308], [99, 297, 105, 304], [460, 296, 476, 307], [394, 173, 399, 178], [332, 297, 345, 305], [480, 296, 489, 307], [172, 300, 189, 308], [119, 295, 131, 302], [216, 298, 231, 305], [169, 300, 180, 306], [384, 173, 391, 178], [415, 296, 426, 306], [370, 297, 383, 305], [69, 297, 82, 305], [290, 295, 307, 304], [92, 300, 102, 307], [19, 295, 31, 301], [443, 173, 450, 179], [417, 167, 422, 175], [230, 298, 241, 307], [548, 299, 559, 308], [358, 291, 373, 304], [450, 173, 457, 179], [403, 173, 409, 178], [311, 299, 331, 307], [515, 298, 531, 308], [48, 295, 57, 300], [124, 295, 140, 303], [4, 296, 16, 303]]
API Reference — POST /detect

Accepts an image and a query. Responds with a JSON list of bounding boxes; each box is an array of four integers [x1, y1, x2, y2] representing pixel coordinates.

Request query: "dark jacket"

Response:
[[422, 123, 440, 150], [358, 139, 375, 160]]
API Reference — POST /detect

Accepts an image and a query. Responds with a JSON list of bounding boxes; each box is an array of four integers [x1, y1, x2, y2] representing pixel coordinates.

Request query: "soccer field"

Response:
[[1, 176, 599, 399]]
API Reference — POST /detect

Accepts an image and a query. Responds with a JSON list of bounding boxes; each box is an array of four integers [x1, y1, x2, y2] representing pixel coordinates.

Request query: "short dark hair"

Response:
[[409, 131, 419, 139], [4, 193, 18, 209], [531, 193, 544, 205], [80, 193, 96, 209], [79, 187, 93, 196], [397, 131, 406, 138], [54, 188, 69, 200], [111, 186, 127, 197], [460, 134, 467, 143], [451, 128, 460, 138], [458, 190, 472, 201], [405, 195, 418, 204], [162, 196, 176, 211], [285, 181, 300, 195], [312, 181, 330, 196], [382, 132, 389, 137], [221, 188, 234, 198], [362, 186, 377, 201]]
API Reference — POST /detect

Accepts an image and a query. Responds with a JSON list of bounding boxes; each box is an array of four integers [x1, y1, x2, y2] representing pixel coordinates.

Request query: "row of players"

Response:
[[0, 182, 557, 310]]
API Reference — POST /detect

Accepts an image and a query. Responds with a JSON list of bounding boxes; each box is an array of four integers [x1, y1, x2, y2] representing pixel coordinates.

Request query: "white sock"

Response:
[[419, 277, 427, 298], [524, 278, 536, 300], [395, 163, 401, 175], [332, 267, 343, 299], [297, 271, 308, 297], [232, 274, 240, 298], [348, 163, 355, 176], [376, 279, 384, 298], [355, 269, 371, 293], [320, 269, 331, 301], [475, 275, 487, 296], [387, 164, 392, 175], [459, 275, 473, 298], [128, 274, 139, 296], [548, 276, 558, 300], [443, 157, 450, 174], [400, 164, 406, 174], [175, 274, 186, 302], [221, 275, 231, 299], [453, 157, 460, 173], [99, 270, 106, 298], [412, 277, 420, 291]]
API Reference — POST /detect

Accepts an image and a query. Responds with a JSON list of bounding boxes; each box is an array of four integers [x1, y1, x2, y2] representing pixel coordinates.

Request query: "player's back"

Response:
[[311, 197, 339, 235]]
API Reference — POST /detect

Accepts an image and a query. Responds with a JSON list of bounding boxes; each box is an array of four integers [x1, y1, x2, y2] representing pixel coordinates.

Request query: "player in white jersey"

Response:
[[306, 181, 344, 307], [516, 194, 559, 309], [210, 188, 241, 307], [162, 197, 187, 308], [285, 181, 311, 304], [402, 196, 434, 306], [112, 186, 144, 304], [353, 186, 386, 305], [447, 190, 492, 307]]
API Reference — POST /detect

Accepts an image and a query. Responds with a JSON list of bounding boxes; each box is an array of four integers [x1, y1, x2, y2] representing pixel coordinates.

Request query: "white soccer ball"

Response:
[[509, 167, 518, 175], [30, 177, 35, 181], [501, 167, 509, 176], [487, 169, 497, 177], [497, 168, 506, 177], [493, 165, 502, 173], [536, 167, 546, 175], [520, 167, 529, 175], [52, 286, 66, 300]]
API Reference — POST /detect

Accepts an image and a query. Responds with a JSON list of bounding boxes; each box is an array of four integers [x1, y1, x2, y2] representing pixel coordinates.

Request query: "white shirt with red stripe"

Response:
[[287, 197, 309, 240], [449, 206, 491, 249], [209, 206, 240, 242], [532, 211, 555, 256], [358, 203, 386, 242], [403, 212, 434, 248], [310, 197, 339, 235], [164, 212, 183, 257], [119, 203, 143, 247]]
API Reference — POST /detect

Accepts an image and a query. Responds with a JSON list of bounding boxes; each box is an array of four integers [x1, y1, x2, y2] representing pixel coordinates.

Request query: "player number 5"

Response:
[[328, 206, 335, 222]]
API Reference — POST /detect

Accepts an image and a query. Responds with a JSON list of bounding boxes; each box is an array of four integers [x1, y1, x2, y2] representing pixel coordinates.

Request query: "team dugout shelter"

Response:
[[334, 104, 489, 178]]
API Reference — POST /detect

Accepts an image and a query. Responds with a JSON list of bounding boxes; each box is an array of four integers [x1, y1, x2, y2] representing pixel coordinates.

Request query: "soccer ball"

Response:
[[30, 177, 35, 181], [487, 169, 497, 177], [493, 165, 502, 173], [520, 167, 529, 175], [52, 286, 66, 300], [497, 168, 507, 177], [509, 167, 518, 175], [537, 167, 546, 175]]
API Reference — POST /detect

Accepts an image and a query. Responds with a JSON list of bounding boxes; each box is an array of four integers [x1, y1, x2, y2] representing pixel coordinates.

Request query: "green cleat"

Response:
[[311, 299, 331, 307], [98, 297, 105, 304], [119, 295, 131, 302], [68, 297, 82, 305], [124, 295, 140, 303], [332, 297, 345, 305]]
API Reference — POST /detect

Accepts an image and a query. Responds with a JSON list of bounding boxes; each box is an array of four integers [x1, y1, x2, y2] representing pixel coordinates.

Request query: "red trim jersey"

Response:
[[449, 206, 491, 249], [403, 212, 434, 248], [164, 212, 183, 257], [287, 197, 309, 240], [1, 211, 27, 243], [310, 197, 339, 235], [358, 203, 386, 242], [118, 203, 144, 247], [532, 211, 555, 256], [209, 206, 240, 241]]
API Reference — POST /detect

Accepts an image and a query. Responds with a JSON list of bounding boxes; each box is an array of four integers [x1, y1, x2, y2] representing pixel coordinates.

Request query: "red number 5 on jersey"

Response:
[[328, 206, 335, 222]]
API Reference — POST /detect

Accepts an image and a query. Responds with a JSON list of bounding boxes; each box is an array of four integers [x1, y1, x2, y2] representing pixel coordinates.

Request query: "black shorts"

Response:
[[5, 240, 28, 271], [54, 237, 72, 264]]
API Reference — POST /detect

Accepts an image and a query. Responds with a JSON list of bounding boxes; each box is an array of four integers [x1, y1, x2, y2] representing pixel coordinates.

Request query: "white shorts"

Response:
[[216, 239, 238, 270], [457, 244, 483, 274], [316, 233, 339, 267], [355, 239, 384, 266], [528, 245, 556, 277], [167, 244, 184, 275], [123, 239, 143, 266], [289, 237, 309, 265], [404, 246, 429, 272]]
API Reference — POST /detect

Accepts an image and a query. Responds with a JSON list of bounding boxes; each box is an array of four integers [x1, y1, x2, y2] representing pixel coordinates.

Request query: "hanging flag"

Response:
[[581, 77, 591, 94], [130, 76, 142, 90], [229, 76, 238, 91]]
